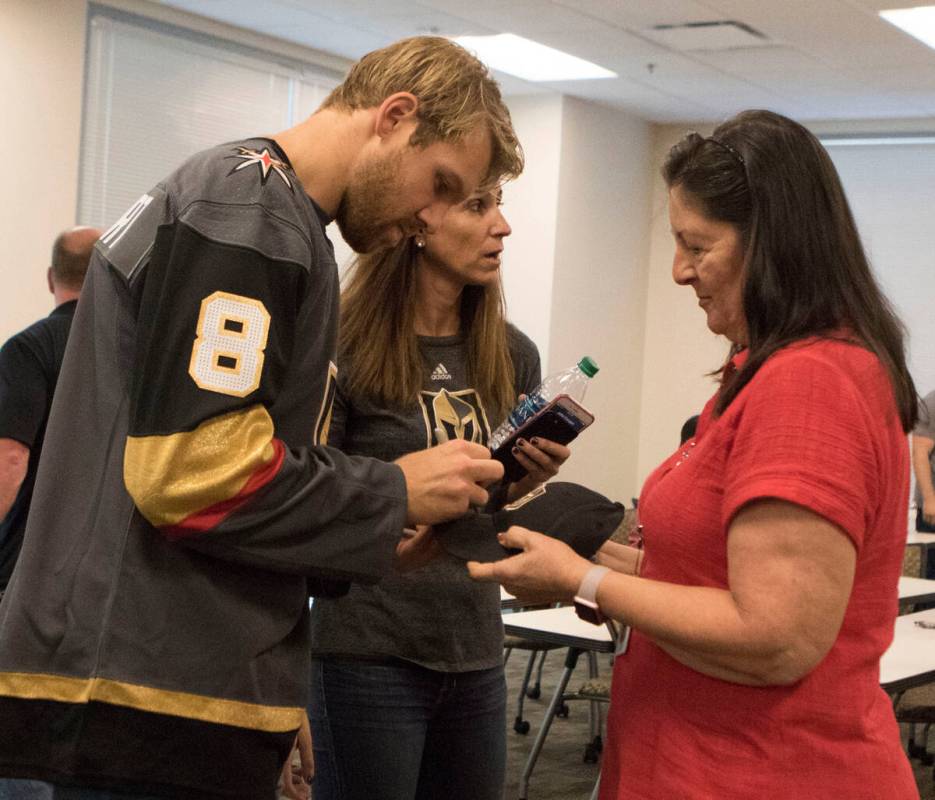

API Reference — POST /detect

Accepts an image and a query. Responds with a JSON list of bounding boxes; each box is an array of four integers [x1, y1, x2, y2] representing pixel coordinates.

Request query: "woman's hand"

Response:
[[506, 437, 571, 502], [466, 525, 592, 600]]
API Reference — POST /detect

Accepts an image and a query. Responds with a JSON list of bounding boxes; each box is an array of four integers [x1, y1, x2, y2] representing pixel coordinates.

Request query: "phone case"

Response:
[[491, 394, 594, 483]]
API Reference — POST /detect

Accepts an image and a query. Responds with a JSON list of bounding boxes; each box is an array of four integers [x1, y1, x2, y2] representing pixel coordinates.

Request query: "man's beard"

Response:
[[335, 149, 410, 254]]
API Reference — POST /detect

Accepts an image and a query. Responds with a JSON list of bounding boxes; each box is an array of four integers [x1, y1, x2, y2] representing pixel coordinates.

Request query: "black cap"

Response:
[[434, 482, 625, 563]]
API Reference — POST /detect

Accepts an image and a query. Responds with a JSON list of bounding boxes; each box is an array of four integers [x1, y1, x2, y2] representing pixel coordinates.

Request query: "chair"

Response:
[[575, 672, 611, 763], [895, 683, 935, 770], [891, 546, 934, 769], [503, 635, 567, 734]]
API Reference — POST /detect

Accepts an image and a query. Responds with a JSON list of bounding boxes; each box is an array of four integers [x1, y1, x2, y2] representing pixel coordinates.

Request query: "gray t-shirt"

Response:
[[309, 325, 541, 671], [914, 390, 935, 508]]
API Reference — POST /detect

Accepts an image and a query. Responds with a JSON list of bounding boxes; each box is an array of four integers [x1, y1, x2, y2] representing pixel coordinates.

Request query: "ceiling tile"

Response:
[[277, 0, 491, 37], [690, 45, 863, 96], [552, 0, 735, 31], [417, 0, 602, 33], [643, 21, 773, 52], [847, 65, 935, 92], [532, 25, 670, 64], [162, 0, 387, 57], [844, 0, 925, 10], [553, 75, 716, 114], [704, 0, 935, 67]]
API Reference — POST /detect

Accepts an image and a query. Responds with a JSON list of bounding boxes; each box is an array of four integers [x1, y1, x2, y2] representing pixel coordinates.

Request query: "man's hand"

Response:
[[395, 525, 443, 572], [278, 714, 313, 800], [467, 525, 591, 600], [395, 440, 503, 526]]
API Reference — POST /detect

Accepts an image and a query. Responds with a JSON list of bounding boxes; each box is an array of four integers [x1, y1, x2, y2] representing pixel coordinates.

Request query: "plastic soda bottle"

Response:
[[488, 356, 599, 450]]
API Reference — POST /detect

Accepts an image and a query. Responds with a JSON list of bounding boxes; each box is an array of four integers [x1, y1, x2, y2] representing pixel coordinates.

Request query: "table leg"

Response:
[[587, 651, 601, 745]]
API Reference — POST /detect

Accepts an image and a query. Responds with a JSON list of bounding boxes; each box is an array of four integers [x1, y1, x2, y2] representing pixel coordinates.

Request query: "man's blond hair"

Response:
[[322, 36, 523, 186]]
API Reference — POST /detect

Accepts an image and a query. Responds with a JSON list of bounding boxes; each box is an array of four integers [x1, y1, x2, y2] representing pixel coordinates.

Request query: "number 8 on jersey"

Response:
[[189, 291, 271, 397]]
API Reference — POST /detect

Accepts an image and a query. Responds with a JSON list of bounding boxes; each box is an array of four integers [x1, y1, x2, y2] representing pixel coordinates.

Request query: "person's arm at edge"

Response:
[[913, 433, 935, 526], [0, 438, 28, 519], [593, 539, 642, 575], [0, 336, 49, 520]]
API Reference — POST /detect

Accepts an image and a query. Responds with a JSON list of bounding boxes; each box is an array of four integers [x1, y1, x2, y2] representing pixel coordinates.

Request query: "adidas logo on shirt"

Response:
[[431, 363, 452, 381]]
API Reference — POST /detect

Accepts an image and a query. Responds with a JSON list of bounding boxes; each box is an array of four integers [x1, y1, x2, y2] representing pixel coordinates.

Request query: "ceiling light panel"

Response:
[[453, 33, 616, 81], [880, 6, 935, 49]]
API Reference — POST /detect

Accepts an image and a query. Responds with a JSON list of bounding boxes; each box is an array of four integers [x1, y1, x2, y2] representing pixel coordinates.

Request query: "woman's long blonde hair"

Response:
[[339, 237, 516, 420]]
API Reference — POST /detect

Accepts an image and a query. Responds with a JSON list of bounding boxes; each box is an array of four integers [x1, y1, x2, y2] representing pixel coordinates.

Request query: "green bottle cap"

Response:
[[578, 356, 599, 377]]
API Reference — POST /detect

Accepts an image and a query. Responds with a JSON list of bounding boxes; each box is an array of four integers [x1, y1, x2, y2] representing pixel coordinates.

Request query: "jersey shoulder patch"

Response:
[[98, 186, 169, 283]]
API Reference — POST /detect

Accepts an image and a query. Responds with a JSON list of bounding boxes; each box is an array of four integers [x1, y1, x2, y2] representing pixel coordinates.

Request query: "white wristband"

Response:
[[576, 564, 610, 605]]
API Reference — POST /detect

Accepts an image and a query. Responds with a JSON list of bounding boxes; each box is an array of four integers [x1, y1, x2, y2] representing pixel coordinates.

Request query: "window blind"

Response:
[[79, 8, 339, 233]]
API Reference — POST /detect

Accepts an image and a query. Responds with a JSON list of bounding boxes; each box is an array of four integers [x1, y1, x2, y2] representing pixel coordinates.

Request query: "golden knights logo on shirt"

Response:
[[418, 388, 491, 447]]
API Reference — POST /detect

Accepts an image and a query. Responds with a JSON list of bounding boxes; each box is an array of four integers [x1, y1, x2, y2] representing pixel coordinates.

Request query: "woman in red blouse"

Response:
[[471, 110, 920, 799]]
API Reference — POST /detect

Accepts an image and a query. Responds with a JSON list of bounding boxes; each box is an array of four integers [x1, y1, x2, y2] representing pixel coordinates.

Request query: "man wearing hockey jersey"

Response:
[[0, 36, 522, 800]]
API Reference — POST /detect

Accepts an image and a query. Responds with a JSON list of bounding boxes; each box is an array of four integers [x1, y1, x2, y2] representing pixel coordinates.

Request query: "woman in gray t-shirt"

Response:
[[308, 188, 569, 800]]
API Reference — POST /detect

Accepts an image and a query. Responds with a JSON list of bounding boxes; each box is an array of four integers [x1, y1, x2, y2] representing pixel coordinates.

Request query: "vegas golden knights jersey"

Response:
[[0, 138, 407, 798]]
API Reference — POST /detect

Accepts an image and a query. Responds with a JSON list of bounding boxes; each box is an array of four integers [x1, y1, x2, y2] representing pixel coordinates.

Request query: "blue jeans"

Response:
[[0, 783, 161, 800], [0, 781, 51, 800], [309, 658, 506, 800]]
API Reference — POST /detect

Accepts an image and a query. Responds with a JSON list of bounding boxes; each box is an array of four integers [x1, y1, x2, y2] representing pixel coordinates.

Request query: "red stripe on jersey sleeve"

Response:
[[162, 439, 287, 541]]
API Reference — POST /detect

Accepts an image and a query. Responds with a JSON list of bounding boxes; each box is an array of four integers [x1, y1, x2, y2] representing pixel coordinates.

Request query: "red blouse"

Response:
[[601, 338, 917, 799]]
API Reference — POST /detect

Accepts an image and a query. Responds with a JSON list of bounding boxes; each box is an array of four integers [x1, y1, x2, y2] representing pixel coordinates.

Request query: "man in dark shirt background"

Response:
[[0, 226, 101, 600]]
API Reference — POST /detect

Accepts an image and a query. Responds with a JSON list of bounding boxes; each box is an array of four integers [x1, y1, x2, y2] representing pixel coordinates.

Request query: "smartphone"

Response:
[[491, 394, 595, 483]]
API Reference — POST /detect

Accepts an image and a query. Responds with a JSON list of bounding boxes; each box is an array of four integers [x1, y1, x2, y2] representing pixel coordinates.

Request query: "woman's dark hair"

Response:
[[662, 109, 918, 431]]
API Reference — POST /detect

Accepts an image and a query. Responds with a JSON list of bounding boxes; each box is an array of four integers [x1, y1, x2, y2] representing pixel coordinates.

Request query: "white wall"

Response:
[[1, 0, 89, 338], [825, 143, 935, 393], [498, 94, 565, 369], [636, 123, 727, 488], [500, 95, 654, 499], [548, 97, 653, 500]]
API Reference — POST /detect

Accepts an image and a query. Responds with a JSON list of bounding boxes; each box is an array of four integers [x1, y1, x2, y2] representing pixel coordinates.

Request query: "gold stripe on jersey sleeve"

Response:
[[124, 404, 277, 528], [0, 671, 303, 733]]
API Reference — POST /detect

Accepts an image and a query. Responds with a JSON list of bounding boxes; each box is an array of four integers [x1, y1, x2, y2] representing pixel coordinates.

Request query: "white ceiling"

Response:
[[157, 0, 935, 123]]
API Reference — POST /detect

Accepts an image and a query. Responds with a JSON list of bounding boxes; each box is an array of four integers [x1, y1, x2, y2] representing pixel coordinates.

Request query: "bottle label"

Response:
[[507, 393, 547, 429]]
